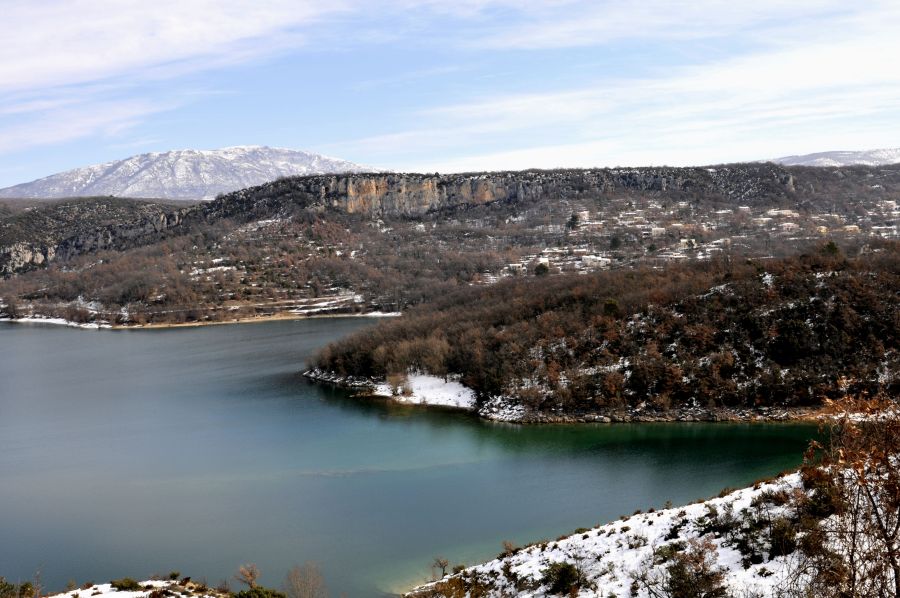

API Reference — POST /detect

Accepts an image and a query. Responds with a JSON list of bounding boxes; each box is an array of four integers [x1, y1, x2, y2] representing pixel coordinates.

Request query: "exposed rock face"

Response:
[[203, 164, 797, 222], [52, 210, 186, 261], [0, 243, 56, 275], [0, 204, 187, 276]]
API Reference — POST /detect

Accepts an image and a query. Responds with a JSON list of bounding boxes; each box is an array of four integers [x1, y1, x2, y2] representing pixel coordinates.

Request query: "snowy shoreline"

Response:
[[303, 368, 836, 424], [0, 316, 112, 329], [0, 310, 400, 331]]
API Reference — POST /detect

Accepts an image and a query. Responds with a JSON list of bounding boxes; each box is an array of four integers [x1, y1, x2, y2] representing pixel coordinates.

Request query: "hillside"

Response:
[[312, 249, 899, 418], [0, 146, 375, 200]]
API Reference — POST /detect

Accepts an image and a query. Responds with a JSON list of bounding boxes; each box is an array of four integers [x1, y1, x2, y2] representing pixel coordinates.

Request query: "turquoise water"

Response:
[[0, 319, 817, 596]]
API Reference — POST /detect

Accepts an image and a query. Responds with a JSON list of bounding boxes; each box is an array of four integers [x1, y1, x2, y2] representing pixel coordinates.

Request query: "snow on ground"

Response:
[[478, 395, 528, 421], [0, 316, 110, 329], [412, 474, 805, 597], [47, 580, 224, 598], [374, 374, 477, 410]]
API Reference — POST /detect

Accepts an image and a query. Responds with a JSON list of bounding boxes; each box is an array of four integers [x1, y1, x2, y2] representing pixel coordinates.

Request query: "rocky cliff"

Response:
[[0, 198, 187, 276], [200, 163, 799, 222]]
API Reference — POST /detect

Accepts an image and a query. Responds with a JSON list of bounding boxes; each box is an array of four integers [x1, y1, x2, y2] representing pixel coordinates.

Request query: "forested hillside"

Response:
[[314, 246, 899, 417]]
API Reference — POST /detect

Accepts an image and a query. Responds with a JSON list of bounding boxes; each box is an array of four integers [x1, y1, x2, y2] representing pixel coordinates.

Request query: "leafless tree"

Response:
[[780, 411, 900, 598], [235, 564, 260, 589], [283, 563, 328, 598], [431, 557, 450, 580]]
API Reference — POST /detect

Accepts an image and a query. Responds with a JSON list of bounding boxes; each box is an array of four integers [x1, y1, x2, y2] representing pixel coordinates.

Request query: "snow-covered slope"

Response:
[[774, 148, 900, 167], [410, 474, 807, 597], [47, 579, 225, 598], [0, 146, 377, 200]]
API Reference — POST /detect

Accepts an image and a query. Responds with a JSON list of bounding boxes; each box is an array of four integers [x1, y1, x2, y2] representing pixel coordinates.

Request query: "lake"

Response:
[[0, 318, 817, 596]]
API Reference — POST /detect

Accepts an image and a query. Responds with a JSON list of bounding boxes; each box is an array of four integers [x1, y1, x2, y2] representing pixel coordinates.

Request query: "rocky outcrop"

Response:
[[1, 205, 188, 276], [0, 242, 56, 275], [52, 210, 187, 260]]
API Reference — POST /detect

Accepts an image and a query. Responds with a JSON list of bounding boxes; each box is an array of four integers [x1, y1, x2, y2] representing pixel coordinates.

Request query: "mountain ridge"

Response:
[[0, 145, 377, 200], [773, 147, 900, 167]]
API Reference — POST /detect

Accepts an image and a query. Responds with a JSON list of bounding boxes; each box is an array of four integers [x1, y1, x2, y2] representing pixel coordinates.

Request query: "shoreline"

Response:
[[0, 310, 401, 331], [303, 369, 836, 425]]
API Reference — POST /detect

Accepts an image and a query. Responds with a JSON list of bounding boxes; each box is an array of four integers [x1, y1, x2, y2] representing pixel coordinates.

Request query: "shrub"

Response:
[[768, 517, 797, 558], [234, 587, 286, 598], [0, 578, 34, 598], [110, 579, 140, 592], [540, 562, 588, 595], [664, 538, 729, 598]]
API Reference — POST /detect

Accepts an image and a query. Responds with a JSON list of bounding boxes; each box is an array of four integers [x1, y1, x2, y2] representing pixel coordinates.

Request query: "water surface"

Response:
[[0, 319, 816, 596]]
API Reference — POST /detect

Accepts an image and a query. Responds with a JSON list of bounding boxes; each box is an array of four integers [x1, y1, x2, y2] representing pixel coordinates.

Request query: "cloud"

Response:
[[0, 99, 177, 154], [463, 0, 853, 49], [0, 1, 357, 156], [0, 0, 350, 93], [328, 2, 900, 171]]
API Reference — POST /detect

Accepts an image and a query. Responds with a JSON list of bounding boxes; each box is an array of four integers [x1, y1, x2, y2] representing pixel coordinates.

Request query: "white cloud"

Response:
[[332, 2, 900, 171], [462, 0, 853, 49], [0, 99, 177, 154], [0, 0, 349, 93]]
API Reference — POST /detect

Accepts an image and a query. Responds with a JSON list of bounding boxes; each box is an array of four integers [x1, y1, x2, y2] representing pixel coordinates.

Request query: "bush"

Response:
[[110, 579, 140, 592], [768, 517, 797, 558], [664, 538, 729, 598], [540, 562, 588, 595], [0, 578, 34, 598], [234, 587, 286, 598]]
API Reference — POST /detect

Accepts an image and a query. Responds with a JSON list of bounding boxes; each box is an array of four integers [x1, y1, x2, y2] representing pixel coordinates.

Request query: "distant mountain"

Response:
[[774, 148, 900, 167], [0, 146, 377, 200]]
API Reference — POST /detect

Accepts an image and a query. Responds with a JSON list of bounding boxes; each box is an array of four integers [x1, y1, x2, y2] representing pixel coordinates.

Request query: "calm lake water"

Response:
[[0, 318, 817, 596]]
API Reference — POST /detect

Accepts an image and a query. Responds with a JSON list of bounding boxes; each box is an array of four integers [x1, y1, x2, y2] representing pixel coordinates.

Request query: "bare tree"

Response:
[[780, 412, 900, 598], [235, 564, 260, 589], [283, 563, 328, 598], [431, 557, 450, 580]]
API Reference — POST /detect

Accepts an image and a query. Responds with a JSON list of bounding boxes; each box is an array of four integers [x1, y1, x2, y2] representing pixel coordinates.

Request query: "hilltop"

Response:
[[0, 146, 376, 201], [774, 147, 900, 167]]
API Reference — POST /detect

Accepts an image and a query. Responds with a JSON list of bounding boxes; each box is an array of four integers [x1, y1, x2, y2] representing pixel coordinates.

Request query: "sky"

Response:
[[1, 0, 899, 186]]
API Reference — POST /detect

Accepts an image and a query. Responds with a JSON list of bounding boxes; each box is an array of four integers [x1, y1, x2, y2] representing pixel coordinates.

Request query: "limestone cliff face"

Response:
[[52, 210, 186, 261], [0, 243, 56, 276], [204, 166, 770, 221]]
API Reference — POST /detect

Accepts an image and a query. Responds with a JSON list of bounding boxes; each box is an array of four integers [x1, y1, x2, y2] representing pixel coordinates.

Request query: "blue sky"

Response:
[[1, 0, 899, 186]]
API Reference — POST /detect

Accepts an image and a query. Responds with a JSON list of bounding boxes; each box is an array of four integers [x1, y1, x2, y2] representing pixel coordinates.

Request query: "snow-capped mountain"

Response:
[[0, 146, 378, 200], [774, 147, 900, 167]]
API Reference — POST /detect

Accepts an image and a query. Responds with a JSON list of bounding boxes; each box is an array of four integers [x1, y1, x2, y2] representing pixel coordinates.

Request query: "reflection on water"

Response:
[[0, 319, 816, 597]]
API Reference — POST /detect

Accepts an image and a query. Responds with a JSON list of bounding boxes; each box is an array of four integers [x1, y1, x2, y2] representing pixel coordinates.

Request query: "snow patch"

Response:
[[374, 374, 477, 410]]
